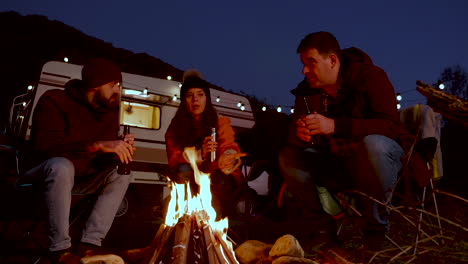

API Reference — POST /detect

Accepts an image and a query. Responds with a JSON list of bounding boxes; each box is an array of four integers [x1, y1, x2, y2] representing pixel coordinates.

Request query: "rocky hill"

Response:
[[0, 11, 223, 130]]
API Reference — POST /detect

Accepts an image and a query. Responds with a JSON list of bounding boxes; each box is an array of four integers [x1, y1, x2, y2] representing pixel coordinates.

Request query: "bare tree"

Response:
[[436, 65, 468, 100]]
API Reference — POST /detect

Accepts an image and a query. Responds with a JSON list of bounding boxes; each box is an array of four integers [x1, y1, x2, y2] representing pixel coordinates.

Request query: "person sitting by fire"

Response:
[[165, 71, 245, 218], [23, 58, 134, 263], [278, 31, 405, 254]]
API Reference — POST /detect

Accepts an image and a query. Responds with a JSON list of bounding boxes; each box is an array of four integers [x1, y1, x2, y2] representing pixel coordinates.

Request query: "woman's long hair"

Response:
[[167, 89, 218, 150]]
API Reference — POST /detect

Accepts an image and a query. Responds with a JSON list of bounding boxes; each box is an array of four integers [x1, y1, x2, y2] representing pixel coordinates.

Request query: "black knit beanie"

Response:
[[180, 71, 211, 101], [82, 58, 122, 89]]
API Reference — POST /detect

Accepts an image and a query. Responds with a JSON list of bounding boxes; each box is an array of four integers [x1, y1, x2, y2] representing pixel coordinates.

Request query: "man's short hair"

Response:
[[297, 31, 341, 57]]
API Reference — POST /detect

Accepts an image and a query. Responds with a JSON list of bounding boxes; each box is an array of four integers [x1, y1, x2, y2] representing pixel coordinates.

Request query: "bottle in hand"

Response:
[[210, 127, 216, 162], [117, 125, 132, 175]]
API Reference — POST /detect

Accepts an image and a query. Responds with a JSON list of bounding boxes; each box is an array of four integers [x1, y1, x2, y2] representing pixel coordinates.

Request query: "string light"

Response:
[[63, 57, 69, 63], [179, 83, 182, 88], [172, 94, 177, 101], [27, 85, 33, 91], [143, 88, 148, 96], [290, 108, 294, 114], [216, 96, 220, 102], [438, 83, 445, 90], [277, 106, 282, 113], [237, 101, 242, 107], [167, 76, 172, 80], [397, 103, 401, 110], [396, 93, 402, 101], [262, 106, 266, 111], [240, 104, 245, 111]]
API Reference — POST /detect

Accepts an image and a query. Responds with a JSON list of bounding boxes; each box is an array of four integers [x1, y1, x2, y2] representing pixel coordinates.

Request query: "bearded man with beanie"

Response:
[[23, 58, 134, 263]]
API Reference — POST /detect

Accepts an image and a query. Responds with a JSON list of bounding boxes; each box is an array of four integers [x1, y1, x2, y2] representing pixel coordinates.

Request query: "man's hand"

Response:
[[296, 113, 335, 142], [201, 136, 218, 160], [95, 140, 135, 164], [122, 133, 135, 146]]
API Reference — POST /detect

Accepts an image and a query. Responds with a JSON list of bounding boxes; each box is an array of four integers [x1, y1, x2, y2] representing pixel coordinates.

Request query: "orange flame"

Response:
[[164, 147, 233, 254]]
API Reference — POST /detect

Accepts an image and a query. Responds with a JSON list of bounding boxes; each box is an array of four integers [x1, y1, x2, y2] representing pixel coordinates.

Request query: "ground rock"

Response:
[[272, 256, 319, 264], [269, 234, 304, 258], [80, 254, 125, 264], [235, 240, 273, 264]]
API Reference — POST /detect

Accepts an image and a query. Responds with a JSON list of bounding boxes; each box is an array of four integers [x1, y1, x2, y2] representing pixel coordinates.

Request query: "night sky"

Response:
[[2, 0, 467, 110]]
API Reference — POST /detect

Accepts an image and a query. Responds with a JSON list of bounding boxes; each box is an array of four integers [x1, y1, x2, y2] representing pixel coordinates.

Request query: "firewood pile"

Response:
[[142, 212, 238, 264], [416, 80, 468, 123]]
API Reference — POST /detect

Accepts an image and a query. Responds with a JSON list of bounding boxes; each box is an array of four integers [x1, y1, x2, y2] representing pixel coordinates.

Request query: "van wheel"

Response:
[[233, 188, 257, 217], [115, 197, 128, 217]]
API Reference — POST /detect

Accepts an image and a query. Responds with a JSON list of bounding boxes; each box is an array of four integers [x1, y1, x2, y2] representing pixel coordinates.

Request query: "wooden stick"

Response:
[[191, 215, 205, 264], [206, 225, 231, 263], [147, 225, 174, 264], [142, 224, 166, 264], [202, 222, 221, 264], [216, 232, 239, 264], [170, 214, 193, 264]]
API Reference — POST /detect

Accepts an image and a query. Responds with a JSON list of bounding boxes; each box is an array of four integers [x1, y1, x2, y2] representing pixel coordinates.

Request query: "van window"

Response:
[[120, 101, 160, 129]]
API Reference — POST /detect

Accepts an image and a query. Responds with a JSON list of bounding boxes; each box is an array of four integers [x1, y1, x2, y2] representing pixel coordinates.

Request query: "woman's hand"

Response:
[[201, 136, 218, 160], [218, 150, 247, 175]]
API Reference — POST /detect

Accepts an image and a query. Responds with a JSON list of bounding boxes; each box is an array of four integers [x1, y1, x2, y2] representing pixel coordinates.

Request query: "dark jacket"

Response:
[[30, 80, 120, 176], [288, 47, 400, 150]]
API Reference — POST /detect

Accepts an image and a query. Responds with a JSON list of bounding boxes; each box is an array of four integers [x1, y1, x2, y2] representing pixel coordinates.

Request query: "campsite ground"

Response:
[[1, 165, 467, 263]]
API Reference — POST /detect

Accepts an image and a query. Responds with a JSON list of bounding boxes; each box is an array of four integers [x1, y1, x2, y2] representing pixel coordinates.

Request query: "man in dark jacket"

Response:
[[278, 32, 404, 249], [24, 58, 134, 262]]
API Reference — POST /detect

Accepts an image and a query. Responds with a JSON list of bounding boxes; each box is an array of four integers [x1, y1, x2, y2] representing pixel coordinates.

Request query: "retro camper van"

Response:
[[9, 61, 256, 186]]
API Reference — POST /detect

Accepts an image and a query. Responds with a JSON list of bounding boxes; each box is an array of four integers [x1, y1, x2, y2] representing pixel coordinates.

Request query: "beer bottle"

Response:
[[117, 125, 132, 175], [210, 127, 216, 162]]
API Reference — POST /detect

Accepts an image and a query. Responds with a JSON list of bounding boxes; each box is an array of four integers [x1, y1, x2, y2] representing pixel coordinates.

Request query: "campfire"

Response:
[[143, 147, 239, 264]]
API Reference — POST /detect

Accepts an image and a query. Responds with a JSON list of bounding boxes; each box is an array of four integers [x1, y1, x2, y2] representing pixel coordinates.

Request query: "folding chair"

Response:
[[395, 104, 444, 254]]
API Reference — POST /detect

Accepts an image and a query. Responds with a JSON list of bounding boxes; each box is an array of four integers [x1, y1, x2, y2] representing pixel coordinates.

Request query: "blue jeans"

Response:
[[278, 135, 403, 233], [23, 157, 131, 251]]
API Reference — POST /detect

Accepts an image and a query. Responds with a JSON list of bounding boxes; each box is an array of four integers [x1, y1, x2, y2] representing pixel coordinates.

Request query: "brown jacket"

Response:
[[30, 81, 119, 176], [288, 47, 401, 154]]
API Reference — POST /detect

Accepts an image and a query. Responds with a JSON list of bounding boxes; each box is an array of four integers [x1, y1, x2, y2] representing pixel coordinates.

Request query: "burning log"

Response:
[[145, 225, 174, 264], [142, 147, 239, 264], [171, 214, 193, 264], [190, 216, 206, 264], [217, 233, 239, 264], [202, 222, 221, 264]]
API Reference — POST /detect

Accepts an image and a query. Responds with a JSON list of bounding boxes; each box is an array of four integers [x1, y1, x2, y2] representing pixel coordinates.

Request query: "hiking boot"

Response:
[[75, 242, 110, 257], [49, 248, 79, 264]]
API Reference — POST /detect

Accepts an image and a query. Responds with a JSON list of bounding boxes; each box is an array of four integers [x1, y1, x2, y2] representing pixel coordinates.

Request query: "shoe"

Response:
[[49, 248, 79, 264], [75, 242, 110, 257]]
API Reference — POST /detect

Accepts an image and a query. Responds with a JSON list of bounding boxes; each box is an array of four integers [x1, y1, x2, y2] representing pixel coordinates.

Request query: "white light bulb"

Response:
[[172, 95, 177, 101], [290, 108, 294, 113], [262, 106, 266, 111], [63, 57, 69, 63], [277, 106, 282, 113], [439, 83, 445, 90], [397, 103, 401, 110], [237, 102, 242, 107], [216, 97, 220, 103], [27, 85, 33, 90], [167, 76, 172, 80]]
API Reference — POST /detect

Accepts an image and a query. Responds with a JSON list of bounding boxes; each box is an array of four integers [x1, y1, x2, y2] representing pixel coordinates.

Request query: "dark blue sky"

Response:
[[3, 0, 467, 110]]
